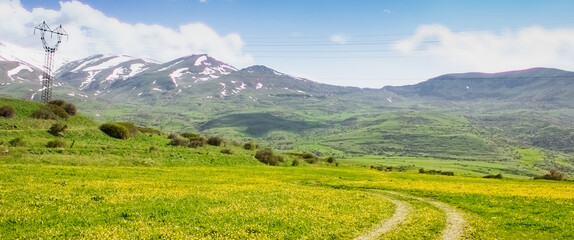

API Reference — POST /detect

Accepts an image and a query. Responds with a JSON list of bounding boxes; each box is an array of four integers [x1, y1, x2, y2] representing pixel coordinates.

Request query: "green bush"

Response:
[[181, 132, 201, 140], [534, 168, 566, 181], [169, 137, 190, 147], [207, 136, 224, 146], [116, 122, 139, 137], [46, 139, 66, 148], [302, 152, 319, 164], [255, 148, 284, 166], [0, 105, 15, 118], [483, 173, 503, 179], [48, 122, 68, 136], [419, 168, 454, 176], [99, 122, 130, 140], [327, 156, 337, 164], [31, 108, 56, 119], [189, 139, 206, 148], [8, 137, 25, 147], [292, 159, 300, 166], [243, 141, 257, 150], [48, 99, 76, 116], [220, 148, 233, 155]]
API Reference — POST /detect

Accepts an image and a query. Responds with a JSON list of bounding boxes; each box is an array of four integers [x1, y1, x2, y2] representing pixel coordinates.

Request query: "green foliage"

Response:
[[116, 122, 139, 137], [371, 165, 411, 172], [48, 99, 77, 116], [169, 136, 190, 147], [46, 139, 66, 148], [0, 105, 15, 118], [207, 136, 224, 146], [243, 141, 258, 150], [220, 148, 233, 155], [484, 173, 504, 179], [181, 132, 201, 140], [534, 168, 567, 181], [30, 108, 56, 119], [255, 148, 284, 166], [326, 156, 337, 164], [48, 122, 68, 136], [99, 122, 130, 140], [291, 158, 300, 166], [8, 137, 25, 147], [419, 168, 455, 176]]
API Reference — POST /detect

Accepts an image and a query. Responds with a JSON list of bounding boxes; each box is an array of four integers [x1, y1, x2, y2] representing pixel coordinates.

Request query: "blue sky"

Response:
[[6, 0, 574, 87]]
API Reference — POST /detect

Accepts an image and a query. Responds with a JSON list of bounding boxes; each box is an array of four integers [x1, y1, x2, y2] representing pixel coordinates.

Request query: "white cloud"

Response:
[[329, 34, 350, 44], [394, 24, 574, 73], [0, 0, 252, 67], [383, 9, 391, 14], [199, 0, 207, 3]]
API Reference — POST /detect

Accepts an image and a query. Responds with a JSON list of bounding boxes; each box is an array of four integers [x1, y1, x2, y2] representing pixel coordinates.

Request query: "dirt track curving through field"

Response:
[[353, 195, 411, 240], [356, 191, 467, 240]]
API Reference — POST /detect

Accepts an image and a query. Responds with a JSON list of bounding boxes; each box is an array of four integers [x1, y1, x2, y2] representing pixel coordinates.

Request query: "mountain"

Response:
[[55, 54, 159, 94], [385, 68, 574, 107], [1, 42, 574, 168]]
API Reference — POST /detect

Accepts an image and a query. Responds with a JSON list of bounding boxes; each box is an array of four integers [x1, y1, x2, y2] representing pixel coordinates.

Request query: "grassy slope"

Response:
[[1, 97, 573, 239]]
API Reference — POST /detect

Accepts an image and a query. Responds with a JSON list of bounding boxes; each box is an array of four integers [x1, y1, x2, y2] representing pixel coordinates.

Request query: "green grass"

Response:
[[1, 97, 573, 239]]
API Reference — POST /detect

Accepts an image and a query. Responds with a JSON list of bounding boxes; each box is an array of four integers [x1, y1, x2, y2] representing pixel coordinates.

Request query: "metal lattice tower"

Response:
[[34, 21, 68, 103]]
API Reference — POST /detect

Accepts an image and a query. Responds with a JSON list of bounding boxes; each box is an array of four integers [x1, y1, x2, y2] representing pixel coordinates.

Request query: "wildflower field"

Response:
[[1, 164, 573, 239], [1, 97, 573, 239]]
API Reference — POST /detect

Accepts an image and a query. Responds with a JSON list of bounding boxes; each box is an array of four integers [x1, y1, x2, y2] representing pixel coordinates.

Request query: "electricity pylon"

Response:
[[34, 21, 68, 103]]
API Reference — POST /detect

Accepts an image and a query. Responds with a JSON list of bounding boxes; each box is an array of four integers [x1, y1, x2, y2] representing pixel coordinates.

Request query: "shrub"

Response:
[[0, 105, 15, 118], [8, 137, 25, 147], [99, 122, 130, 139], [419, 168, 454, 176], [116, 122, 139, 137], [207, 136, 224, 146], [181, 132, 201, 140], [31, 108, 55, 119], [168, 133, 180, 140], [483, 173, 503, 179], [535, 168, 566, 181], [169, 137, 190, 147], [243, 141, 257, 150], [327, 156, 337, 164], [46, 139, 66, 148], [48, 99, 76, 116], [189, 139, 206, 148], [292, 159, 300, 166], [255, 148, 284, 166], [302, 152, 319, 164], [220, 148, 233, 155], [48, 122, 68, 136]]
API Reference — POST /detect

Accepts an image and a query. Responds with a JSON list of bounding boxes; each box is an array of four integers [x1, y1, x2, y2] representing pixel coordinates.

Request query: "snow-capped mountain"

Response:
[[0, 41, 364, 103], [55, 54, 159, 93], [0, 42, 44, 84]]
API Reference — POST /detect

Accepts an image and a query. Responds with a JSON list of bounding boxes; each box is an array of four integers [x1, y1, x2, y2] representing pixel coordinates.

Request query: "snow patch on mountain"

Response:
[[7, 64, 34, 81], [0, 42, 45, 70], [84, 55, 133, 72], [169, 68, 188, 87], [256, 82, 264, 90], [80, 70, 101, 90], [106, 67, 125, 81], [128, 63, 147, 78], [157, 60, 185, 72], [194, 55, 207, 66]]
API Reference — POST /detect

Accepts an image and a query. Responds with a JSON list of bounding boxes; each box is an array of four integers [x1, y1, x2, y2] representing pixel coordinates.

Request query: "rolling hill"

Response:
[[1, 41, 574, 173]]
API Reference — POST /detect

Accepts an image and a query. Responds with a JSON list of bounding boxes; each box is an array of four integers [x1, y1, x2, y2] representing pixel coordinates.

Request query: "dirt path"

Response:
[[353, 194, 411, 240], [387, 191, 467, 240]]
